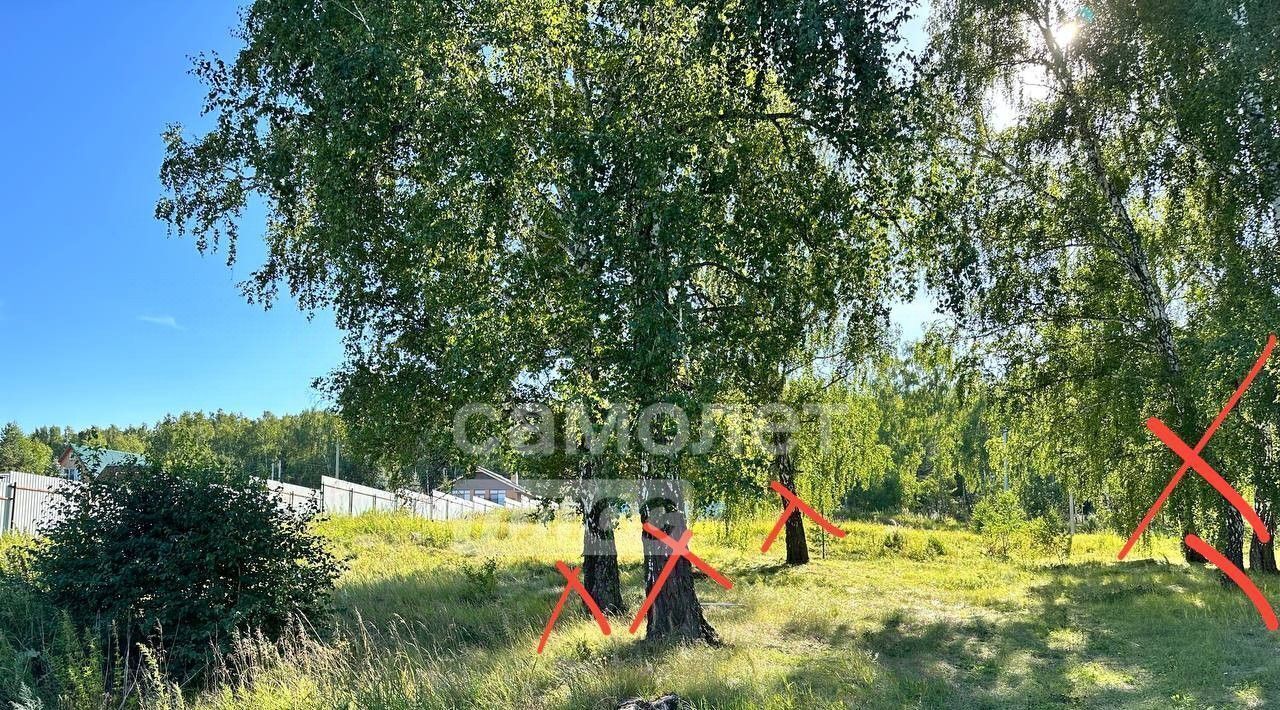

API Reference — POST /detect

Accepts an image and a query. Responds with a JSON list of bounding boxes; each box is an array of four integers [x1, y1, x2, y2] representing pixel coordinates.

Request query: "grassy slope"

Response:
[[188, 513, 1280, 710]]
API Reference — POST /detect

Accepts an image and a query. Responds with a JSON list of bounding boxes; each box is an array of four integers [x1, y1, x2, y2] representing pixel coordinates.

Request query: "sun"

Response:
[[1053, 20, 1081, 48]]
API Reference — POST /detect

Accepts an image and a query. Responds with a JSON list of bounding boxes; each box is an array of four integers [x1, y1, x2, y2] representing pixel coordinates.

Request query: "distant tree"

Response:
[[77, 424, 149, 454], [790, 376, 894, 522], [0, 422, 54, 474], [28, 425, 75, 455], [871, 335, 990, 518], [147, 412, 236, 476]]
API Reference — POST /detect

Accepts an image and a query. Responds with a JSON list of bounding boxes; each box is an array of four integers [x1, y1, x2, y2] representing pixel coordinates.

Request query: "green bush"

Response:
[[33, 468, 343, 685], [0, 537, 113, 708], [971, 491, 1027, 557], [883, 529, 907, 553], [971, 491, 1070, 560], [1026, 511, 1072, 560], [461, 558, 499, 602], [841, 473, 905, 514], [0, 536, 47, 703]]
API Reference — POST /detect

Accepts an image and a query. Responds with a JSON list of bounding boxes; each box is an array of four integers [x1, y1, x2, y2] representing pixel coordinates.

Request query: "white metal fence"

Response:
[[266, 479, 323, 511], [0, 471, 69, 535], [0, 471, 532, 536], [397, 488, 479, 520], [321, 476, 400, 516]]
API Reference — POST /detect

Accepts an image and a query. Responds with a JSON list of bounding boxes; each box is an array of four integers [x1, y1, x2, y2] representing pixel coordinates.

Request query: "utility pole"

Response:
[[334, 442, 341, 480], [1002, 428, 1010, 492], [1068, 490, 1076, 536], [820, 502, 827, 560]]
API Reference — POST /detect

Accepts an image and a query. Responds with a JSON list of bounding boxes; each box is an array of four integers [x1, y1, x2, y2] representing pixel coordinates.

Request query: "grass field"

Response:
[[128, 510, 1279, 710]]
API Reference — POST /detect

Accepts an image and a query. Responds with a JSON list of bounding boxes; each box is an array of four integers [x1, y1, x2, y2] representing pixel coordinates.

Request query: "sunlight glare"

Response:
[[1053, 20, 1081, 47]]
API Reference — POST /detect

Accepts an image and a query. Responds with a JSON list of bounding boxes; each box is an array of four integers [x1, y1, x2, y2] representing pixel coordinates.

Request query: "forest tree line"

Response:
[[0, 411, 401, 489]]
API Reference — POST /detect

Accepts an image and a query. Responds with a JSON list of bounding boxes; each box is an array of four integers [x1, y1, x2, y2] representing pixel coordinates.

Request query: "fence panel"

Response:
[[440, 491, 481, 519], [2, 471, 530, 537], [264, 479, 323, 512], [1, 471, 73, 535], [470, 496, 501, 513], [402, 489, 468, 520], [397, 489, 435, 519], [321, 476, 398, 516]]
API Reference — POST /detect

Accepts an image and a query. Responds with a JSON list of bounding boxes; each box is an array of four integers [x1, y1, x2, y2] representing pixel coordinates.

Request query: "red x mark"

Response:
[[1184, 534, 1278, 631], [1146, 418, 1268, 539], [536, 560, 611, 654], [1118, 334, 1276, 560], [629, 523, 732, 634], [761, 481, 846, 554]]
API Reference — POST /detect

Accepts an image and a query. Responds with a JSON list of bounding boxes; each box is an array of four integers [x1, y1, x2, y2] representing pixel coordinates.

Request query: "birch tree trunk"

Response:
[[1038, 18, 1202, 561]]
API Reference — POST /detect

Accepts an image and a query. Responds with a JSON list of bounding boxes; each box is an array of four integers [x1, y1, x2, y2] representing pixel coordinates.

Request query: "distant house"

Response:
[[449, 466, 534, 505], [56, 445, 148, 481]]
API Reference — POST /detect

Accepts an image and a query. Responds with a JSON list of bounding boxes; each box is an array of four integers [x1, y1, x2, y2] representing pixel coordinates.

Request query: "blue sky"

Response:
[[0, 2, 934, 432], [0, 2, 344, 431]]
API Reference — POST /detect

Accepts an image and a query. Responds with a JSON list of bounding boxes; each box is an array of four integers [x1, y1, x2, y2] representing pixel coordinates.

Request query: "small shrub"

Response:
[[972, 492, 1070, 560], [1025, 512, 1072, 560], [971, 491, 1028, 558], [883, 529, 907, 553], [461, 557, 499, 601], [47, 615, 106, 709], [925, 535, 947, 558], [0, 536, 53, 702], [33, 468, 343, 684]]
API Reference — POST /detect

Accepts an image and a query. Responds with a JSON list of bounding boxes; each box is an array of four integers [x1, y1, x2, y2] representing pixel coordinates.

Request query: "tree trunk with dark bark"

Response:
[[1250, 499, 1277, 572], [578, 420, 625, 615], [583, 496, 627, 615], [640, 482, 718, 643], [773, 431, 809, 565], [1218, 505, 1245, 585], [1251, 432, 1280, 572]]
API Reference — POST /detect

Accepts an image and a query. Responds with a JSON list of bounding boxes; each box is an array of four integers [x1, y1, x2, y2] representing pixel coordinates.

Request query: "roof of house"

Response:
[[473, 466, 533, 496], [61, 445, 148, 473]]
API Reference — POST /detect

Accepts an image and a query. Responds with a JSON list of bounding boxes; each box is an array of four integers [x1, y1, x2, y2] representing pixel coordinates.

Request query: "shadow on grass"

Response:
[[321, 544, 1280, 709], [802, 559, 1276, 708]]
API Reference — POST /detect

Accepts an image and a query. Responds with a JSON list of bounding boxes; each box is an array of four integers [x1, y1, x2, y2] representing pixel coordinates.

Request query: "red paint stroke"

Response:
[[761, 480, 846, 554], [536, 560, 611, 654], [1184, 534, 1278, 631], [1119, 334, 1277, 560], [1145, 417, 1269, 541], [629, 523, 732, 634]]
